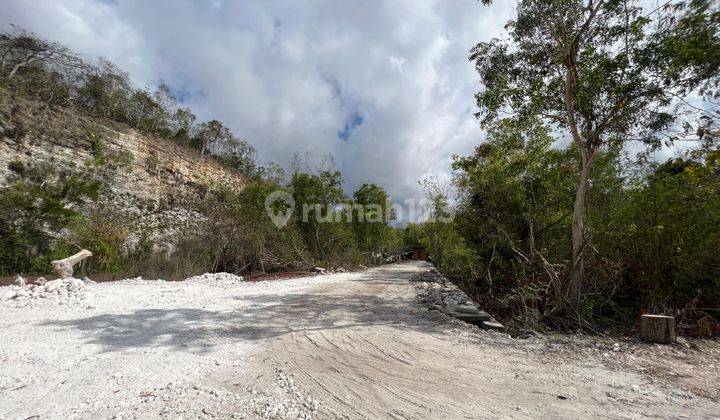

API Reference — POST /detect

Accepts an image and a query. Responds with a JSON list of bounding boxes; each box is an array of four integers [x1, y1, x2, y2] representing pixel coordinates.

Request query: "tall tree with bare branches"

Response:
[[0, 25, 83, 78]]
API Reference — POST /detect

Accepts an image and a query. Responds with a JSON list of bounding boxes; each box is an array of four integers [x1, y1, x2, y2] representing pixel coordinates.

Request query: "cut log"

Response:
[[640, 314, 675, 344], [51, 249, 92, 279]]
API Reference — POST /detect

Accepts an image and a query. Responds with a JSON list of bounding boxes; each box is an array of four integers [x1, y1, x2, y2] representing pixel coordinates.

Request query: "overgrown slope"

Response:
[[0, 90, 249, 277]]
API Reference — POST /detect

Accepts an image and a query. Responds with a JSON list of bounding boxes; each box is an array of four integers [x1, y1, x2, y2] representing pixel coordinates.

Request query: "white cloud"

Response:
[[0, 0, 514, 221]]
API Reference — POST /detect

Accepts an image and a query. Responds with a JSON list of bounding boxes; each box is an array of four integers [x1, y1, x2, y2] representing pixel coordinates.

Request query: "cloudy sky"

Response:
[[1, 0, 515, 220]]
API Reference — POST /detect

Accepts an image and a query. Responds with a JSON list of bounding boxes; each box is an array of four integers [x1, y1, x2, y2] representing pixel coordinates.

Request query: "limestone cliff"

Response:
[[0, 93, 246, 251], [0, 94, 245, 205]]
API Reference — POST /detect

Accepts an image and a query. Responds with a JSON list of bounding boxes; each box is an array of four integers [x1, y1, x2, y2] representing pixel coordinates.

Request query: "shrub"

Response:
[[0, 166, 100, 275]]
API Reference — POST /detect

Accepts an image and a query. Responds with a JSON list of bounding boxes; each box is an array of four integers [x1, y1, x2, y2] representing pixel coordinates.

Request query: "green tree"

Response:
[[291, 171, 349, 260], [171, 107, 197, 145], [75, 59, 133, 122], [191, 119, 225, 155], [217, 136, 257, 177], [472, 0, 720, 316], [351, 183, 395, 255], [402, 223, 428, 249], [591, 150, 720, 315]]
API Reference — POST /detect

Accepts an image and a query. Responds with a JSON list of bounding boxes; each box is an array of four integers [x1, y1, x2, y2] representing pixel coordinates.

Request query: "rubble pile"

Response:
[[1, 276, 91, 307], [314, 267, 347, 275], [412, 269, 504, 331], [185, 272, 244, 284]]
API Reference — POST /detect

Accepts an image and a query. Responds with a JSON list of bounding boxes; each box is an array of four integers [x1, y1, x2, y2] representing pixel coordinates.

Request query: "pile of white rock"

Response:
[[185, 272, 244, 287], [313, 267, 347, 275], [412, 270, 504, 331], [1, 275, 90, 306]]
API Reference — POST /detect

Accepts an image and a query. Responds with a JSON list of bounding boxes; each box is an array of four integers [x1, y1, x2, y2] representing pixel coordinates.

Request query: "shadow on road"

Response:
[[40, 265, 447, 353]]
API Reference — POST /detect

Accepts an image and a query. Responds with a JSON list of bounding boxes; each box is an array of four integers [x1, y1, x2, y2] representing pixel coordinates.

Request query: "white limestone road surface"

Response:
[[0, 262, 718, 419]]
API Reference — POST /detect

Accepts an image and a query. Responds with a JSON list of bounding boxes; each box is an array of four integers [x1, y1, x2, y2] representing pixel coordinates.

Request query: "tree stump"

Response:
[[640, 314, 675, 344], [51, 249, 92, 279]]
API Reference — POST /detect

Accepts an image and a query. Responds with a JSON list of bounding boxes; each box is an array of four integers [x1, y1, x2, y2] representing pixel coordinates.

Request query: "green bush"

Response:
[[0, 167, 100, 275], [415, 129, 720, 331]]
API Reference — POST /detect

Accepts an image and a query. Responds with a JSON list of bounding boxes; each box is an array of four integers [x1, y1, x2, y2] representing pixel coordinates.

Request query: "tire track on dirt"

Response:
[[258, 264, 488, 419]]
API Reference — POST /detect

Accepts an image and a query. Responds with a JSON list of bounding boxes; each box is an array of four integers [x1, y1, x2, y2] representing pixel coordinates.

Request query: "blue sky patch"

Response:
[[161, 80, 205, 104], [337, 112, 363, 141]]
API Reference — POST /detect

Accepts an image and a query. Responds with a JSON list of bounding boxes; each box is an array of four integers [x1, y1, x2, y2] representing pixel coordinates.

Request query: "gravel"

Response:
[[1, 263, 718, 419], [0, 269, 349, 419]]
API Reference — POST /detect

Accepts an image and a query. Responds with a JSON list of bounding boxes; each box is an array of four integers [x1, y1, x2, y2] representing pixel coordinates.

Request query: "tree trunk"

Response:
[[51, 249, 92, 279], [640, 315, 676, 344], [8, 62, 23, 79], [8, 55, 39, 79], [568, 156, 593, 314]]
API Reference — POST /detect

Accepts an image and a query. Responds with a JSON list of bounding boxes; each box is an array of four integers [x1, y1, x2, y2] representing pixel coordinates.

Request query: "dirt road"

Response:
[[1, 262, 718, 419]]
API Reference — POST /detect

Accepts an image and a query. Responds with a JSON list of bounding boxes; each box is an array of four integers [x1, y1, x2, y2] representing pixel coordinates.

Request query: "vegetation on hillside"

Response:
[[0, 26, 402, 278]]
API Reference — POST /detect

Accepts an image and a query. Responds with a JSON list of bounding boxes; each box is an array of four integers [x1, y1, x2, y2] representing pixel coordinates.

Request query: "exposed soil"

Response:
[[0, 262, 718, 419]]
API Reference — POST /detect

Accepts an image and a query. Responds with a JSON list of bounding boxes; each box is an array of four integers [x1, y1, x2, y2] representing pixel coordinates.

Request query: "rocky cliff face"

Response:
[[0, 93, 246, 251], [0, 95, 245, 206]]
